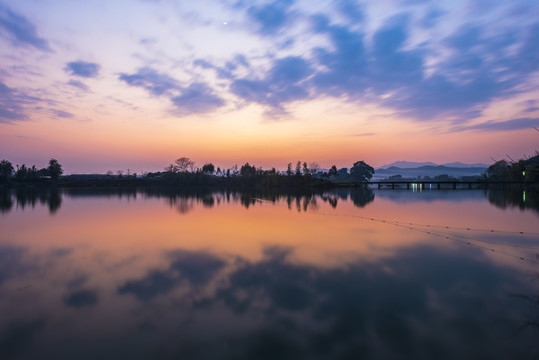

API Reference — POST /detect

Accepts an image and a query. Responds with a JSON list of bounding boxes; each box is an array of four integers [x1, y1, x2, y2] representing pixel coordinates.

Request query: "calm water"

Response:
[[0, 187, 538, 359]]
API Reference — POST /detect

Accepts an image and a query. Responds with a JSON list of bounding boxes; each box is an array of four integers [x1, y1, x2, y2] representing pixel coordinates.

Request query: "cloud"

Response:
[[119, 68, 225, 115], [336, 0, 364, 23], [0, 82, 26, 123], [299, 13, 539, 121], [171, 83, 225, 115], [0, 318, 46, 359], [246, 0, 295, 35], [50, 109, 74, 118], [64, 61, 100, 78], [223, 7, 539, 122], [0, 246, 32, 284], [118, 250, 225, 302], [230, 56, 313, 118], [118, 67, 179, 96], [0, 81, 41, 124], [63, 290, 98, 308], [0, 4, 50, 51], [67, 79, 89, 91], [193, 54, 250, 80], [450, 117, 539, 132]]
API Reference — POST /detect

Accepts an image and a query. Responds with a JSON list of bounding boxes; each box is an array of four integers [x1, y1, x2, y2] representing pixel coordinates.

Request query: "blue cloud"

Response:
[[119, 68, 225, 115], [193, 59, 234, 79], [171, 83, 225, 115], [311, 16, 367, 96], [67, 79, 89, 91], [307, 13, 539, 121], [194, 54, 250, 81], [336, 0, 364, 23], [419, 7, 446, 28], [230, 56, 313, 117], [0, 81, 40, 124], [515, 23, 539, 73], [50, 109, 74, 118], [64, 61, 100, 78], [0, 4, 50, 51], [246, 0, 295, 35], [118, 67, 179, 96], [450, 117, 539, 132], [118, 250, 225, 302]]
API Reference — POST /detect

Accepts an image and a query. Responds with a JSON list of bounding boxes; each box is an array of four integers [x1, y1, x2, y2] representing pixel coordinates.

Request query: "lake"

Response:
[[0, 187, 538, 359]]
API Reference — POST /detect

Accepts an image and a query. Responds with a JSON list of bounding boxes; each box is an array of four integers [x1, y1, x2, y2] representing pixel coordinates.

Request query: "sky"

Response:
[[0, 0, 538, 174]]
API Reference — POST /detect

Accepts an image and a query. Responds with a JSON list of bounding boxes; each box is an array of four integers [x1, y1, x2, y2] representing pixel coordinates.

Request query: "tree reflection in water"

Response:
[[0, 187, 538, 359]]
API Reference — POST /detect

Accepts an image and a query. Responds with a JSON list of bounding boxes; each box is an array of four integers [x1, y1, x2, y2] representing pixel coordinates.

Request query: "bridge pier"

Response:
[[407, 183, 410, 189], [453, 183, 456, 189], [378, 183, 381, 189], [437, 183, 441, 189]]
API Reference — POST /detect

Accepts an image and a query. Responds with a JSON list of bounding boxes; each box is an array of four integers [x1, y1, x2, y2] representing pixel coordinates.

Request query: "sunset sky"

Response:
[[1, 0, 538, 174]]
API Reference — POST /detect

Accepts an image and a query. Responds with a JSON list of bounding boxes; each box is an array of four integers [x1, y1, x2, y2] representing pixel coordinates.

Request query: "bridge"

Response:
[[344, 181, 535, 190]]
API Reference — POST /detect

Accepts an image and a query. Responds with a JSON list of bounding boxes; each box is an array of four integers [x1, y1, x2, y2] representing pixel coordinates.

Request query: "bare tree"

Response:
[[308, 162, 320, 176], [174, 157, 195, 172]]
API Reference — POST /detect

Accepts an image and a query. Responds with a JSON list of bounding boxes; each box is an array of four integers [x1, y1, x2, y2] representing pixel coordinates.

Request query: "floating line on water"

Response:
[[350, 214, 539, 265], [312, 211, 539, 265], [352, 215, 539, 250], [357, 216, 539, 236]]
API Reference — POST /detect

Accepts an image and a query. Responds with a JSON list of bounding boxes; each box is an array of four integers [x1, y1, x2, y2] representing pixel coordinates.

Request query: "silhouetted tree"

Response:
[[0, 160, 14, 182], [295, 161, 302, 176], [485, 160, 511, 180], [525, 156, 539, 182], [27, 165, 39, 180], [48, 159, 63, 180], [174, 157, 195, 172], [286, 163, 293, 176], [302, 162, 309, 176], [328, 165, 338, 177], [38, 167, 49, 177], [308, 162, 320, 176], [16, 164, 28, 180], [350, 161, 374, 182], [240, 163, 256, 178], [202, 163, 215, 174]]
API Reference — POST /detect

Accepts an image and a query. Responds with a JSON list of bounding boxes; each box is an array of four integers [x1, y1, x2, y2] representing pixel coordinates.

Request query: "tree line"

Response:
[[0, 159, 63, 183], [161, 157, 375, 182], [0, 156, 376, 188], [484, 153, 539, 182]]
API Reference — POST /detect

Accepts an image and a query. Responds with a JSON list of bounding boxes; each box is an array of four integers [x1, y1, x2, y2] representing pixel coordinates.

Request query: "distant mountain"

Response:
[[378, 161, 489, 170], [373, 164, 488, 180], [441, 162, 489, 168], [378, 161, 437, 169]]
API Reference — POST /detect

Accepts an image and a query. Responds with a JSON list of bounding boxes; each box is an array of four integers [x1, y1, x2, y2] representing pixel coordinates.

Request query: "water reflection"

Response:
[[488, 188, 539, 214], [0, 243, 538, 359], [1, 187, 538, 359], [0, 187, 377, 215], [2, 187, 537, 216], [0, 189, 61, 214]]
